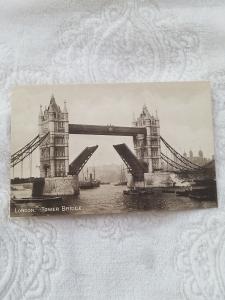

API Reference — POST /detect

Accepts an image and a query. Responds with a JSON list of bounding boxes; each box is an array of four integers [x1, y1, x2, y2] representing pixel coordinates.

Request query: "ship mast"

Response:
[[93, 167, 96, 180]]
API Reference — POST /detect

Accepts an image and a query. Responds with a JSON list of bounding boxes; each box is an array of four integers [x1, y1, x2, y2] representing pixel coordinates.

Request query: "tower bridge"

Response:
[[11, 95, 212, 195]]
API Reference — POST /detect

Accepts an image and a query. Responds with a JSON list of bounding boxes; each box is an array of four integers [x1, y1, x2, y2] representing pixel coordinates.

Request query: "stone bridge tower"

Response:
[[132, 105, 161, 173], [39, 95, 69, 178]]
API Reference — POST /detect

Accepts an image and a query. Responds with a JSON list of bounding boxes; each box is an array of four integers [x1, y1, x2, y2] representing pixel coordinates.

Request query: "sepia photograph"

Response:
[[10, 82, 217, 217]]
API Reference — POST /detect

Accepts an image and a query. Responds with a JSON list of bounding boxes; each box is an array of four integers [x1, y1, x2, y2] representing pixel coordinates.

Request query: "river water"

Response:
[[11, 184, 217, 217]]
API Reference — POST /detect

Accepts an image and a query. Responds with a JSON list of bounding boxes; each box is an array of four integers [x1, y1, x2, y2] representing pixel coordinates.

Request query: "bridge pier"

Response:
[[144, 172, 173, 187], [43, 175, 79, 196], [127, 172, 174, 189], [127, 174, 145, 189]]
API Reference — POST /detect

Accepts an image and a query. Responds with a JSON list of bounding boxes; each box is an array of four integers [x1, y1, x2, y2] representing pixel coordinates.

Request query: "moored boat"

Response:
[[189, 193, 210, 200], [176, 190, 190, 196], [123, 189, 152, 196], [79, 180, 100, 189], [79, 167, 100, 189]]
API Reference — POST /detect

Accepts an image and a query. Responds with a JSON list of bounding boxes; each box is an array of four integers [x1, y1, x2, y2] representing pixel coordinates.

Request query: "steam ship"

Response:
[[79, 168, 100, 190]]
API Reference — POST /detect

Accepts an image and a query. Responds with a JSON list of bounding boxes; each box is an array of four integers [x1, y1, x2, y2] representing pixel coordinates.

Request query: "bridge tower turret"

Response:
[[48, 97, 56, 177], [133, 105, 161, 173], [63, 101, 69, 175], [39, 95, 69, 178]]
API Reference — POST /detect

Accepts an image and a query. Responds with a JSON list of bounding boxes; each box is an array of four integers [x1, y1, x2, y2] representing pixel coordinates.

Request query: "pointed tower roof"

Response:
[[50, 94, 56, 105], [48, 94, 60, 113], [142, 104, 150, 118], [49, 102, 54, 113]]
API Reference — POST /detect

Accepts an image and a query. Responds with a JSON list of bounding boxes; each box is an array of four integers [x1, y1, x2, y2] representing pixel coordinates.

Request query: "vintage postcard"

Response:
[[10, 82, 217, 217]]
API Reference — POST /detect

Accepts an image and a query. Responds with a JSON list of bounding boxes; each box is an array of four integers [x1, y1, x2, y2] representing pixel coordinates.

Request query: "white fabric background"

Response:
[[0, 1, 225, 299]]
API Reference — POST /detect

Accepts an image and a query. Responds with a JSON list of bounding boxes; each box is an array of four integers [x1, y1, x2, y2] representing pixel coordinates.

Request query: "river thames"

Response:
[[11, 183, 217, 217]]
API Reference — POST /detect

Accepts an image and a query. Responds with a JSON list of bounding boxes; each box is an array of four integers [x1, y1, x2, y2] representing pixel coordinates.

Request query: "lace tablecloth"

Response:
[[0, 1, 225, 299]]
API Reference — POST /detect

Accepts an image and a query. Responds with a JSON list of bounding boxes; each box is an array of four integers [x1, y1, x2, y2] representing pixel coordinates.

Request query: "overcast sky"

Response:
[[11, 82, 215, 178]]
